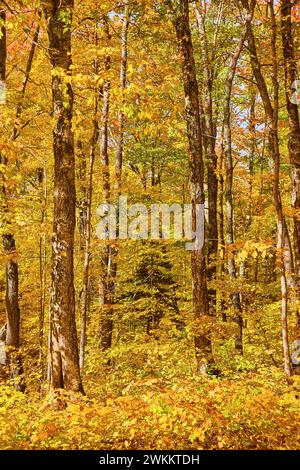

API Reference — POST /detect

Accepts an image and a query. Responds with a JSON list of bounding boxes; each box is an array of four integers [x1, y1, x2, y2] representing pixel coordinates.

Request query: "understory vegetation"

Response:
[[1, 0, 300, 450]]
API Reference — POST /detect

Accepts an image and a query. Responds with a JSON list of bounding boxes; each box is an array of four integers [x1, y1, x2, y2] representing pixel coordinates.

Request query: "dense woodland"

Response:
[[0, 0, 300, 450]]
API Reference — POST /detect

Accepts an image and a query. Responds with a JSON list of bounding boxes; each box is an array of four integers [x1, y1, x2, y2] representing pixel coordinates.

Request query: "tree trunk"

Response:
[[115, 2, 129, 195], [12, 14, 41, 141], [99, 16, 114, 360], [281, 0, 300, 329], [166, 0, 214, 374], [113, 3, 130, 351], [223, 28, 247, 354], [77, 140, 87, 250], [241, 0, 292, 378], [43, 0, 83, 393], [39, 166, 47, 381], [194, 4, 218, 312], [219, 125, 227, 322], [247, 90, 256, 231], [270, 0, 292, 380], [0, 8, 25, 392], [79, 41, 100, 371], [239, 90, 256, 307]]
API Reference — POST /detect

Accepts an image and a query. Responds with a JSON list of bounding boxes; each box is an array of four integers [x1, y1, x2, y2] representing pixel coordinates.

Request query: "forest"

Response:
[[0, 0, 300, 451]]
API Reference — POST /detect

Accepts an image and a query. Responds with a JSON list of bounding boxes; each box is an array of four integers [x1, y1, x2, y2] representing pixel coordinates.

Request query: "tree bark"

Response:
[[247, 89, 256, 231], [218, 125, 227, 322], [0, 8, 25, 392], [166, 0, 214, 373], [79, 41, 100, 371], [115, 2, 129, 195], [281, 0, 300, 329], [39, 166, 47, 381], [43, 0, 83, 392], [112, 3, 130, 351], [223, 28, 247, 354], [241, 0, 292, 378], [99, 16, 115, 360], [270, 0, 292, 380], [77, 140, 87, 250], [194, 4, 218, 312]]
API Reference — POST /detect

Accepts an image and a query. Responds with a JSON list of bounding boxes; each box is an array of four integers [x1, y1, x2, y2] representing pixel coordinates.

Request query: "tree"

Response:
[[99, 14, 115, 360], [115, 1, 130, 195], [165, 0, 215, 373], [79, 25, 100, 371], [241, 0, 292, 378], [42, 0, 83, 392], [280, 0, 300, 329], [194, 2, 220, 311], [222, 15, 249, 354], [121, 242, 179, 334], [0, 7, 25, 392]]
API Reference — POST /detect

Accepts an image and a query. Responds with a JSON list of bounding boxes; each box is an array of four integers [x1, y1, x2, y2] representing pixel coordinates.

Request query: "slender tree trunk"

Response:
[[166, 0, 214, 374], [115, 2, 129, 195], [39, 166, 47, 380], [195, 3, 218, 312], [79, 45, 100, 371], [281, 0, 300, 329], [113, 3, 130, 349], [270, 0, 292, 380], [247, 90, 256, 231], [3, 234, 25, 391], [239, 90, 256, 307], [43, 0, 83, 393], [12, 14, 41, 141], [77, 140, 87, 250], [223, 28, 247, 354], [99, 16, 114, 360], [0, 8, 25, 392], [241, 0, 292, 378], [219, 126, 227, 322], [0, 9, 5, 89]]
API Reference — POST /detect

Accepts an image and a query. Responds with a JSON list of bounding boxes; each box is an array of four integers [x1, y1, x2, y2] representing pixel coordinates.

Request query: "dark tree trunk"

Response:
[[194, 5, 218, 312], [43, 0, 83, 393], [247, 90, 256, 231], [0, 8, 25, 392], [219, 126, 227, 322], [39, 166, 47, 380], [3, 235, 25, 391], [0, 9, 5, 86], [166, 0, 214, 374]]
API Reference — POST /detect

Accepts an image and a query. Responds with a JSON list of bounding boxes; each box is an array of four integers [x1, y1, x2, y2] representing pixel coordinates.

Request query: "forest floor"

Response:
[[1, 364, 299, 450]]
